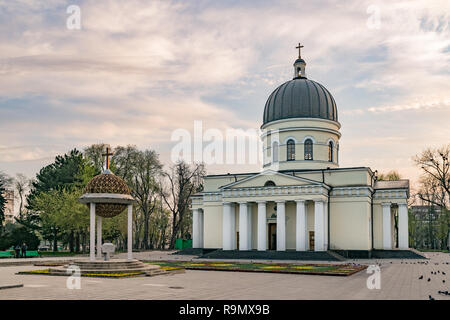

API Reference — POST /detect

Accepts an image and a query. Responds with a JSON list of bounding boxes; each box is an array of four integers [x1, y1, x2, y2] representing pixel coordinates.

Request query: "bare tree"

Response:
[[413, 144, 449, 208], [162, 161, 205, 249], [113, 146, 162, 250], [14, 173, 32, 218], [377, 170, 402, 181]]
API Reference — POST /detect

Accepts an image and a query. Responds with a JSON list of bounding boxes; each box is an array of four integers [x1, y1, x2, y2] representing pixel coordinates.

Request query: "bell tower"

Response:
[[293, 43, 306, 78]]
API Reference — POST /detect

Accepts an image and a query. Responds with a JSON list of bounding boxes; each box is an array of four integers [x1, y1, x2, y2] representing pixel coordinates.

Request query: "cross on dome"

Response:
[[296, 42, 304, 58], [102, 145, 114, 170]]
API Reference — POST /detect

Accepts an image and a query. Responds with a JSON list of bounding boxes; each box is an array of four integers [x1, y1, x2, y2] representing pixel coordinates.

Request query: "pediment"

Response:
[[220, 170, 322, 189]]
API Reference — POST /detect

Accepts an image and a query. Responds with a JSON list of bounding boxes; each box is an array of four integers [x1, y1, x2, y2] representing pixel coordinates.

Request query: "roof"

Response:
[[263, 78, 338, 126], [374, 179, 409, 190]]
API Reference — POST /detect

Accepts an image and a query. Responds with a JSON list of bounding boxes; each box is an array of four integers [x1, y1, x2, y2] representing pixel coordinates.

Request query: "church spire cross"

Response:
[[296, 43, 304, 58], [102, 145, 114, 170]]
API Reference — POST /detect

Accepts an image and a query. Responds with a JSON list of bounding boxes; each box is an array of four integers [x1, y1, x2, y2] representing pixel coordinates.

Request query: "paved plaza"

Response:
[[0, 251, 449, 300]]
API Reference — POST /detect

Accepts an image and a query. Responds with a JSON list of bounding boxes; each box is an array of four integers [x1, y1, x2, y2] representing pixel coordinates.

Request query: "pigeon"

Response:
[[428, 278, 431, 282], [429, 295, 434, 300], [419, 275, 423, 280], [443, 280, 446, 283], [442, 272, 446, 275]]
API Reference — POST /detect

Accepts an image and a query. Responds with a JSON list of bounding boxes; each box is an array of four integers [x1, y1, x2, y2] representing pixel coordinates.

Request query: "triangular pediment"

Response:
[[220, 170, 323, 189]]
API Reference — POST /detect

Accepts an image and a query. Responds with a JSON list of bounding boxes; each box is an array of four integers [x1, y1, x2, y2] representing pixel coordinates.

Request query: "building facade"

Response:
[[190, 51, 410, 255]]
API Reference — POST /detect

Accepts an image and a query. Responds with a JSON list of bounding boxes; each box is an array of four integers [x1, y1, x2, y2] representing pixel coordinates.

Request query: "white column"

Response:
[[231, 203, 236, 250], [239, 202, 249, 250], [89, 203, 95, 262], [398, 203, 409, 249], [127, 204, 133, 260], [324, 201, 328, 250], [96, 215, 102, 259], [314, 200, 325, 251], [192, 208, 200, 248], [222, 202, 232, 250], [257, 201, 267, 251], [382, 202, 392, 250], [295, 200, 307, 251], [199, 209, 204, 248], [276, 200, 286, 251], [247, 204, 252, 250]]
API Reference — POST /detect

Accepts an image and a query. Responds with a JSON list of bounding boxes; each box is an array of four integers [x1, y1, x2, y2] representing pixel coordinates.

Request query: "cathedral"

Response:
[[190, 45, 410, 257]]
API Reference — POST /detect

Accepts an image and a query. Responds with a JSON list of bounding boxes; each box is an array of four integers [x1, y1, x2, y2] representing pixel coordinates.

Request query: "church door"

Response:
[[309, 231, 315, 251], [268, 223, 277, 250]]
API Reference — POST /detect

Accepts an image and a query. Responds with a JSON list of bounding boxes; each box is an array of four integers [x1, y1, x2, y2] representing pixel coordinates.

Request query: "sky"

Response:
[[0, 0, 449, 192]]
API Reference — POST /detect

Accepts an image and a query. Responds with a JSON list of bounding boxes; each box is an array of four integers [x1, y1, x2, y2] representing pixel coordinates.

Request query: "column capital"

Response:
[[275, 200, 286, 204], [222, 201, 232, 206], [314, 199, 325, 204], [256, 200, 267, 204], [398, 203, 408, 207], [295, 199, 306, 204], [381, 202, 392, 207], [238, 201, 248, 205]]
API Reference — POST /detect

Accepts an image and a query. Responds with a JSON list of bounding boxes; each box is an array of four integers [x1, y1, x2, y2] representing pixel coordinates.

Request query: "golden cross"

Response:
[[296, 43, 304, 58], [102, 145, 113, 170]]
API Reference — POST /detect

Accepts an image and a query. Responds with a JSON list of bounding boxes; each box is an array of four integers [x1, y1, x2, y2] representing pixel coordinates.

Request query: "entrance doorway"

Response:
[[268, 223, 276, 250], [309, 231, 315, 251]]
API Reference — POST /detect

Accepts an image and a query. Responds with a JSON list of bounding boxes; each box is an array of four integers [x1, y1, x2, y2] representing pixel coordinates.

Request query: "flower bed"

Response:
[[144, 261, 367, 276], [17, 269, 145, 278]]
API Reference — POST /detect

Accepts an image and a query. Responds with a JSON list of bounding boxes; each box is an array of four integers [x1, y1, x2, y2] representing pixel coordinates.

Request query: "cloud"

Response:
[[0, 0, 449, 186]]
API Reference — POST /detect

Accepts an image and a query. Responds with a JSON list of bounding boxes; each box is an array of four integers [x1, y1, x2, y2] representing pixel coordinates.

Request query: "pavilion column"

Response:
[[192, 208, 200, 248], [295, 200, 307, 251], [222, 202, 233, 250], [382, 203, 392, 250], [96, 215, 102, 259], [89, 203, 96, 261], [314, 200, 325, 251], [127, 204, 133, 260], [398, 203, 409, 249], [257, 201, 267, 251], [239, 202, 249, 250], [276, 200, 286, 251]]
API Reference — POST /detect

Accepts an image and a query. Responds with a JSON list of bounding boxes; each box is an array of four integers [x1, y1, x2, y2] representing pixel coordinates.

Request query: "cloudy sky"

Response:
[[0, 0, 449, 188]]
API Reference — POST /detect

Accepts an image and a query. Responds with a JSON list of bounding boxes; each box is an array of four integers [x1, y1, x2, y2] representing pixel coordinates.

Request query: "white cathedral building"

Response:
[[190, 47, 410, 257]]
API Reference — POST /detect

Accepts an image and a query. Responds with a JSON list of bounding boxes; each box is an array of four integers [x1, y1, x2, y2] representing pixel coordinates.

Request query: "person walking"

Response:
[[21, 242, 27, 258], [14, 244, 21, 258]]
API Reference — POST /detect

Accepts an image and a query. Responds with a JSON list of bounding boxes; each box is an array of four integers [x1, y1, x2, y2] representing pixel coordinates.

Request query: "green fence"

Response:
[[175, 239, 192, 250]]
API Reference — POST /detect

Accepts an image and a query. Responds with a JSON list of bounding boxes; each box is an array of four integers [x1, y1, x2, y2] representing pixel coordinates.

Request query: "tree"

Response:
[[413, 144, 450, 208], [84, 143, 109, 174], [14, 173, 32, 219], [162, 160, 205, 249], [413, 144, 450, 250], [23, 149, 85, 232], [0, 173, 7, 227], [377, 170, 402, 181], [113, 146, 162, 250]]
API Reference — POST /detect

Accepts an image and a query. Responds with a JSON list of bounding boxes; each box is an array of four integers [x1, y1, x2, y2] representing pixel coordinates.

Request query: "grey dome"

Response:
[[263, 78, 338, 126]]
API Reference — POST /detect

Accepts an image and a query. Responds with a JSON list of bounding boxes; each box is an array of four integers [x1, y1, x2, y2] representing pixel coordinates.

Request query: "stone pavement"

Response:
[[0, 251, 449, 300]]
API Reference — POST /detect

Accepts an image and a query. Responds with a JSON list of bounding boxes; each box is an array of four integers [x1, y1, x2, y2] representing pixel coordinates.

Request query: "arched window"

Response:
[[328, 141, 334, 162], [272, 141, 279, 163], [304, 139, 313, 160], [286, 139, 295, 161], [264, 180, 276, 187]]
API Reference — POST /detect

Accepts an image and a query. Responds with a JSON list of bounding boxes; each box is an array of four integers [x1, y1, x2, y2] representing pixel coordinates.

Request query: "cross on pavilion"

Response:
[[296, 43, 304, 58], [102, 145, 113, 170]]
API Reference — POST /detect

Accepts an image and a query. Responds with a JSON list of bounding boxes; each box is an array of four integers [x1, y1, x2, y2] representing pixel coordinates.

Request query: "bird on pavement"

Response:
[[419, 275, 423, 280]]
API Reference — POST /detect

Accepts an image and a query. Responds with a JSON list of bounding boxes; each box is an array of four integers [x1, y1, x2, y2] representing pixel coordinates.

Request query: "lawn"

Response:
[[144, 261, 367, 276]]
